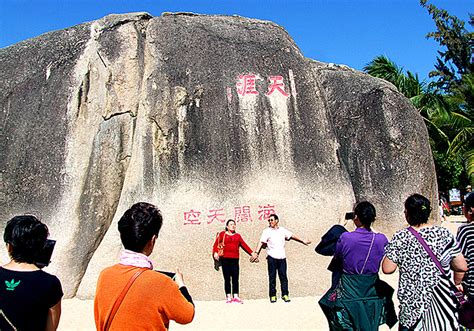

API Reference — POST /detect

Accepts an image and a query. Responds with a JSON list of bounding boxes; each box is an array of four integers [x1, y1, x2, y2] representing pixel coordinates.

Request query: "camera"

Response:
[[156, 270, 176, 280], [35, 239, 56, 268], [345, 212, 355, 220]]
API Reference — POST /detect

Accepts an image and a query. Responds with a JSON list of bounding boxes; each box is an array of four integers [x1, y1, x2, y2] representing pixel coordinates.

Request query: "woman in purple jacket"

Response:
[[319, 201, 396, 330], [334, 201, 388, 275]]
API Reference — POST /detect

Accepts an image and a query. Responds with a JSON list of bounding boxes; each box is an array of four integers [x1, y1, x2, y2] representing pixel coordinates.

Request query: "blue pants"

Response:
[[267, 256, 288, 297]]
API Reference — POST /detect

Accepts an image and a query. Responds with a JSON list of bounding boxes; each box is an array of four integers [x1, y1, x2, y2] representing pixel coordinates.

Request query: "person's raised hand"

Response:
[[174, 268, 186, 288], [338, 213, 349, 227]]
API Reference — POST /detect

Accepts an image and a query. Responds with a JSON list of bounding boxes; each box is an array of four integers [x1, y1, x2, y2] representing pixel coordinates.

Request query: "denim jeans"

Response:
[[267, 256, 288, 297]]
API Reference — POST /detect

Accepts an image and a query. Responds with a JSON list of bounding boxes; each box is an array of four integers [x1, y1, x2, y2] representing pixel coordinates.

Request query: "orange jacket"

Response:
[[94, 264, 194, 330]]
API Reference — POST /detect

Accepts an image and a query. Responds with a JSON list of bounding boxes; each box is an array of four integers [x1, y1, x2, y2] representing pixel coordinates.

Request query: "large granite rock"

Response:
[[0, 12, 436, 299]]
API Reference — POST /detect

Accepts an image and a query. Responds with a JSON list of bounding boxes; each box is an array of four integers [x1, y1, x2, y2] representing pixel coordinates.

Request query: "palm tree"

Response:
[[363, 56, 448, 145], [363, 55, 424, 99], [444, 73, 474, 182], [364, 55, 473, 186]]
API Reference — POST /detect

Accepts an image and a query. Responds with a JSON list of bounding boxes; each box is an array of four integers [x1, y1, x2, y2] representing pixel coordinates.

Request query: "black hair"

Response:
[[405, 194, 431, 226], [3, 215, 49, 264], [268, 214, 279, 221], [354, 201, 376, 229], [118, 202, 163, 252], [225, 219, 235, 231]]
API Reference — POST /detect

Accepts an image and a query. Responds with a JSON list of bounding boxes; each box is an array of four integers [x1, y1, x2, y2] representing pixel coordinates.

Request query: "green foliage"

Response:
[[432, 148, 466, 191], [365, 2, 473, 188], [420, 0, 474, 91], [421, 1, 474, 185], [363, 56, 424, 98]]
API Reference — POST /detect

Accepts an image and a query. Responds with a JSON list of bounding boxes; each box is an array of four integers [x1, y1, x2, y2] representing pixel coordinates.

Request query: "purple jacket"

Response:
[[334, 227, 388, 274]]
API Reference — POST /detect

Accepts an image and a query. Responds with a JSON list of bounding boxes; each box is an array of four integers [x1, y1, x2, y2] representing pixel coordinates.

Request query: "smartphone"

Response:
[[345, 212, 354, 220], [35, 239, 56, 268], [156, 270, 176, 280]]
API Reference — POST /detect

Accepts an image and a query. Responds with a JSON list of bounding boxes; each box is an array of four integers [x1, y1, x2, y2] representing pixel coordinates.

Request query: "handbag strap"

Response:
[[360, 233, 376, 274], [220, 232, 226, 246], [407, 226, 446, 276], [104, 268, 147, 331]]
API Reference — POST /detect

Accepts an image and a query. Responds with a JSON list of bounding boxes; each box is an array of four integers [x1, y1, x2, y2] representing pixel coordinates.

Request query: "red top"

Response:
[[212, 231, 253, 258]]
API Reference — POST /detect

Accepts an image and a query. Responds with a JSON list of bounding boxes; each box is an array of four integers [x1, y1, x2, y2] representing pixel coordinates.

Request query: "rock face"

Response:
[[0, 13, 436, 299]]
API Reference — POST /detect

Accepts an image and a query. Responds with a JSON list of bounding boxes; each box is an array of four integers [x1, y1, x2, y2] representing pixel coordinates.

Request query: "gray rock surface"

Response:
[[0, 12, 436, 299]]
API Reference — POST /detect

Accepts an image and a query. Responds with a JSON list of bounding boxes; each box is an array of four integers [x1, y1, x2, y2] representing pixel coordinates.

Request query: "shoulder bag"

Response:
[[217, 232, 226, 257], [407, 227, 474, 328], [407, 227, 463, 303], [104, 268, 147, 331], [360, 232, 376, 274]]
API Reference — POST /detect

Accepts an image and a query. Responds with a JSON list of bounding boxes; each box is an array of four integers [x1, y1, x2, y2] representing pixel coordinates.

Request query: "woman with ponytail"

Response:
[[383, 194, 467, 330]]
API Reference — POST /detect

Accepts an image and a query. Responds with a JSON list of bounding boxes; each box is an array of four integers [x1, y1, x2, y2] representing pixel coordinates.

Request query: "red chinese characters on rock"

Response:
[[266, 75, 289, 97], [258, 204, 276, 221], [234, 74, 290, 98], [183, 210, 202, 225], [234, 206, 252, 222], [207, 208, 226, 224], [236, 74, 259, 96], [182, 205, 277, 225]]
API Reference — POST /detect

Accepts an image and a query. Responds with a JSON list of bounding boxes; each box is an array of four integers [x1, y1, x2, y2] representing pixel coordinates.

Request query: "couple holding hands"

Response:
[[212, 214, 311, 304]]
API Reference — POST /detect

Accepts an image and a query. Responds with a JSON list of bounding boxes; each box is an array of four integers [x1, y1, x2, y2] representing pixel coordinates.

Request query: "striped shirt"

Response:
[[456, 223, 474, 298]]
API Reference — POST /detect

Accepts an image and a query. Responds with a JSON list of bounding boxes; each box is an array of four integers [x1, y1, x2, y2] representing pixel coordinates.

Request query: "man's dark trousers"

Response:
[[267, 256, 288, 297]]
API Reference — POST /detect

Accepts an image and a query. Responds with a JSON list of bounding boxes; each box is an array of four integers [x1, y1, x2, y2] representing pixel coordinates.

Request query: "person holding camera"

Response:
[[94, 202, 194, 331], [0, 215, 63, 331], [319, 201, 396, 330]]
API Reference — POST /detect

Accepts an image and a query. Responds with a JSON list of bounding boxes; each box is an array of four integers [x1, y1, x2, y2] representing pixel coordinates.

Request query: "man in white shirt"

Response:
[[252, 214, 311, 303]]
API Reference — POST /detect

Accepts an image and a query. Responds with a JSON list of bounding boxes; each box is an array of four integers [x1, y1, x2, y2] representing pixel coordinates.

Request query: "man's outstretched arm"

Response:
[[290, 234, 311, 246]]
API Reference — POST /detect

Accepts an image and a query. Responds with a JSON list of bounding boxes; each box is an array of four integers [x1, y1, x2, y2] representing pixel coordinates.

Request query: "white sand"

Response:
[[60, 294, 397, 330], [58, 216, 465, 330]]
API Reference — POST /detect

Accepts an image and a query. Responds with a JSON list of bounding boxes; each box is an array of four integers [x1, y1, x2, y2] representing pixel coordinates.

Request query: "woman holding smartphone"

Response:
[[94, 202, 194, 330], [0, 215, 63, 331]]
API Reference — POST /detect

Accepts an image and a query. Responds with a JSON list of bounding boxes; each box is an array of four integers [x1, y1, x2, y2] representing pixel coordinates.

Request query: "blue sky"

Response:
[[0, 0, 471, 80]]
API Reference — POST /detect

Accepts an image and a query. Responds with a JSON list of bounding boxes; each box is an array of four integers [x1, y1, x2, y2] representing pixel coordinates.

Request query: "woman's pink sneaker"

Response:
[[225, 297, 233, 303], [232, 297, 243, 304]]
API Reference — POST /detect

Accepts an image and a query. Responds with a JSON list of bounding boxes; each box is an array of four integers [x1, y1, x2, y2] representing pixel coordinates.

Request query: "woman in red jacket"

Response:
[[213, 219, 258, 303]]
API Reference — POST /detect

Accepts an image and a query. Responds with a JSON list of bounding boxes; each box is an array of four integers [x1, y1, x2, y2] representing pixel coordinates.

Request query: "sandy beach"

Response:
[[60, 295, 397, 330], [58, 216, 465, 330], [60, 274, 399, 331]]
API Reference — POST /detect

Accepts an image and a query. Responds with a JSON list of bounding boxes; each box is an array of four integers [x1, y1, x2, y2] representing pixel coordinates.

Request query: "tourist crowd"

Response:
[[1, 193, 474, 330]]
